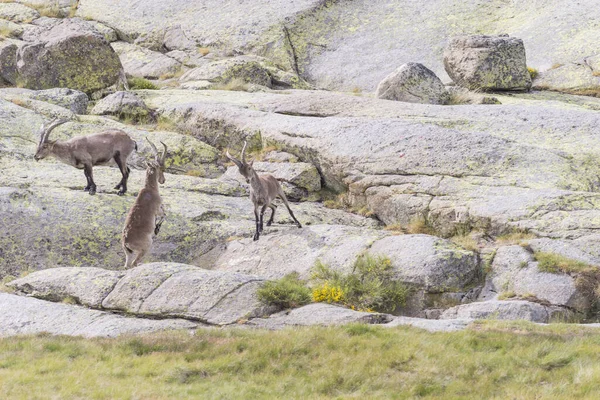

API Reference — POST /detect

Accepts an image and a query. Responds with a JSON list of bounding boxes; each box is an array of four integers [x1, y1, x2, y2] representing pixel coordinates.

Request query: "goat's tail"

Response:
[[134, 141, 138, 151]]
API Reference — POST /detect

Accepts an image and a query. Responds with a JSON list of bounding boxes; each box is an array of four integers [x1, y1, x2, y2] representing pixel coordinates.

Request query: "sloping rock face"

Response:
[[144, 89, 600, 250], [440, 300, 570, 323], [179, 56, 273, 88], [443, 35, 531, 91], [533, 56, 600, 95], [22, 88, 89, 114], [376, 63, 449, 104], [17, 31, 123, 94], [7, 263, 272, 325], [480, 245, 591, 313], [0, 293, 197, 338], [0, 41, 20, 85], [0, 3, 39, 22]]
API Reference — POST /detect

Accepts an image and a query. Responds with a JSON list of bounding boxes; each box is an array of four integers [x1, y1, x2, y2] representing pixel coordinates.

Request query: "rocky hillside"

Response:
[[1, 0, 600, 336]]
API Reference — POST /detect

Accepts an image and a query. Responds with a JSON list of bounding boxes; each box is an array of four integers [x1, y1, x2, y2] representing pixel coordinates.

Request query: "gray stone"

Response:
[[163, 24, 196, 51], [91, 91, 151, 120], [22, 17, 107, 42], [29, 88, 89, 114], [179, 56, 272, 87], [104, 263, 270, 325], [8, 267, 122, 308], [112, 41, 181, 79], [0, 41, 19, 85], [439, 300, 570, 323], [247, 303, 392, 329], [263, 151, 299, 163], [0, 18, 23, 38], [165, 50, 206, 68], [14, 0, 77, 18], [368, 234, 479, 292], [482, 245, 590, 312], [376, 63, 449, 104], [0, 3, 39, 23], [533, 57, 600, 95], [17, 31, 123, 94], [0, 292, 197, 338], [443, 35, 532, 91]]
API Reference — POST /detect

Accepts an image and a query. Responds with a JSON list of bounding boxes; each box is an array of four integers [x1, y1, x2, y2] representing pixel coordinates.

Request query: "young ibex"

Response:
[[34, 118, 137, 195], [121, 139, 167, 268], [226, 141, 302, 241]]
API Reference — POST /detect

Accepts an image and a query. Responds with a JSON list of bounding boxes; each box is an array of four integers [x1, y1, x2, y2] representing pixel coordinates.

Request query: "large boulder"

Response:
[[440, 300, 570, 323], [533, 56, 600, 95], [103, 263, 271, 325], [247, 303, 391, 329], [28, 88, 89, 114], [0, 3, 39, 22], [111, 41, 181, 79], [480, 245, 591, 313], [16, 31, 123, 94], [91, 91, 151, 121], [179, 56, 272, 88], [0, 292, 197, 337], [8, 267, 123, 308], [443, 35, 532, 91], [369, 234, 479, 293], [0, 41, 20, 85], [376, 63, 450, 104]]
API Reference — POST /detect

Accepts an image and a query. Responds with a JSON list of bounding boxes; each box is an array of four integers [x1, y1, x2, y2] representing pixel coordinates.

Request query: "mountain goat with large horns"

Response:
[[33, 118, 137, 195], [121, 139, 168, 268], [226, 141, 302, 241]]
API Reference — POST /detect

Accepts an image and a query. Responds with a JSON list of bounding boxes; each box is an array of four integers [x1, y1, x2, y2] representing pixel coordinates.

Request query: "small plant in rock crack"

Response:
[[311, 253, 410, 313]]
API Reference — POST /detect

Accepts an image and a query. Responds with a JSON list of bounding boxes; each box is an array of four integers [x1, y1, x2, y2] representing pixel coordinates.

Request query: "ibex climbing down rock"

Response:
[[34, 118, 137, 195], [226, 141, 302, 241], [121, 139, 168, 268]]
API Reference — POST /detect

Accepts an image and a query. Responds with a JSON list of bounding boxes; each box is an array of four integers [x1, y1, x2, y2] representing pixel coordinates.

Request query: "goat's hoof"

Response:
[[114, 184, 121, 190], [89, 188, 97, 195], [266, 222, 272, 227], [253, 234, 259, 241], [83, 186, 90, 192], [297, 224, 302, 229], [117, 190, 126, 196]]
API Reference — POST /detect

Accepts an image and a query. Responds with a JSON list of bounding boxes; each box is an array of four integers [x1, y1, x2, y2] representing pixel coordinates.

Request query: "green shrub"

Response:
[[257, 273, 311, 309], [127, 77, 159, 90], [311, 253, 410, 313]]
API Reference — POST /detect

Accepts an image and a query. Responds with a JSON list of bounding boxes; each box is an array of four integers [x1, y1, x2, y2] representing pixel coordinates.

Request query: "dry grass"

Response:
[[450, 233, 479, 252], [211, 78, 250, 92], [3, 322, 600, 398], [405, 216, 435, 235], [496, 231, 536, 246], [159, 68, 185, 81], [198, 47, 211, 56], [534, 252, 596, 274], [383, 223, 404, 235]]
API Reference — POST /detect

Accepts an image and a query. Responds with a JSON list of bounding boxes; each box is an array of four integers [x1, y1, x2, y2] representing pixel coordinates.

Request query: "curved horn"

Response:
[[160, 141, 168, 164], [145, 137, 158, 155], [241, 140, 247, 163], [42, 118, 68, 142], [225, 149, 243, 168]]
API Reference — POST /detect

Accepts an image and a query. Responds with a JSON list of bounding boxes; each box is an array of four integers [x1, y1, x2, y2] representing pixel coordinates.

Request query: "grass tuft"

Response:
[[450, 233, 479, 252], [127, 77, 159, 90], [496, 231, 536, 246], [257, 272, 312, 309], [211, 77, 250, 91], [534, 252, 595, 274]]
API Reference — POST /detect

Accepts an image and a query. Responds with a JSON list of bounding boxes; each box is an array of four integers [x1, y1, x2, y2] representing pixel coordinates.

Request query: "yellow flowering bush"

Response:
[[312, 282, 345, 303]]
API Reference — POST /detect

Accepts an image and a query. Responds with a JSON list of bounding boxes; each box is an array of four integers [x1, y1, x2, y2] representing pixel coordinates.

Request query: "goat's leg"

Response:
[[113, 152, 129, 195], [266, 204, 277, 226], [132, 247, 148, 267], [123, 246, 136, 269], [83, 168, 92, 192], [84, 164, 96, 195], [154, 204, 166, 235], [279, 191, 302, 228], [253, 206, 260, 241], [259, 204, 268, 232]]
